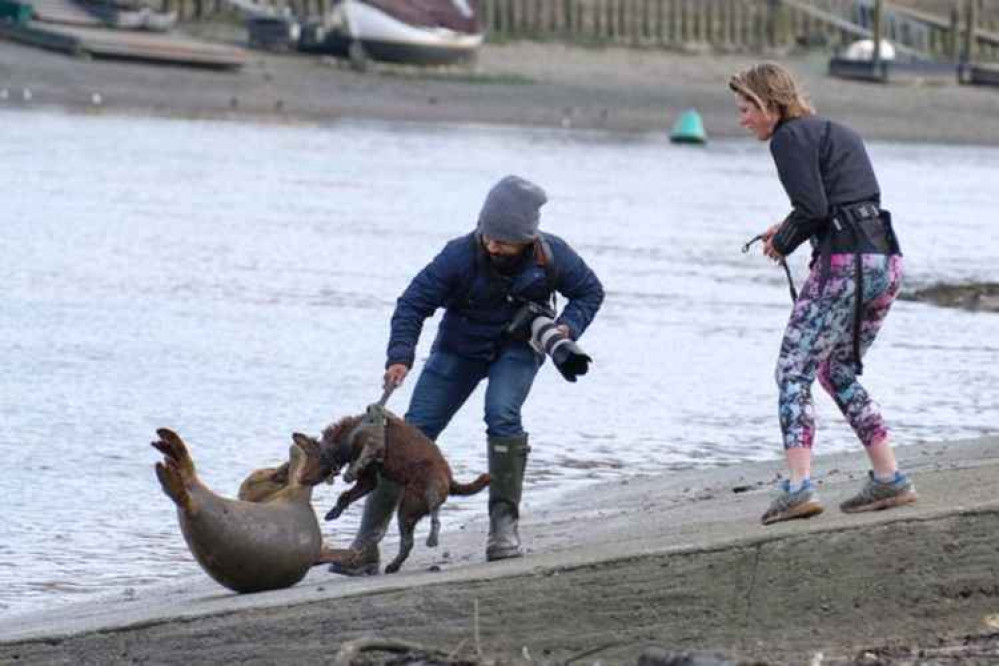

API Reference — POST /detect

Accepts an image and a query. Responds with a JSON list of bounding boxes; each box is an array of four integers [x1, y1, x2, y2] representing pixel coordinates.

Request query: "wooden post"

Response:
[[723, 0, 734, 48], [655, 0, 664, 44], [734, 0, 744, 49], [680, 0, 689, 43], [706, 0, 714, 43], [949, 1, 960, 61], [872, 0, 883, 63], [619, 0, 628, 43], [765, 0, 777, 48], [481, 0, 492, 34], [963, 0, 977, 64], [693, 0, 702, 43], [669, 0, 679, 44]]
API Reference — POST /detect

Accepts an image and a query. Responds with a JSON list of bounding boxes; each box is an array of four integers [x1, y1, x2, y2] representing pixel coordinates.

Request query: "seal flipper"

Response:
[[151, 429, 199, 514], [155, 459, 194, 514], [154, 428, 196, 478]]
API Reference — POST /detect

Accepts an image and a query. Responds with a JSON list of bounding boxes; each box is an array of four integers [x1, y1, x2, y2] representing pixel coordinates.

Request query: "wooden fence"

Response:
[[159, 0, 998, 61], [479, 0, 998, 60]]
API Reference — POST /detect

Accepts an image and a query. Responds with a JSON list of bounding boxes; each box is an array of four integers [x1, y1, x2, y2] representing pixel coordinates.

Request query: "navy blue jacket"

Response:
[[387, 232, 604, 367], [770, 115, 881, 256]]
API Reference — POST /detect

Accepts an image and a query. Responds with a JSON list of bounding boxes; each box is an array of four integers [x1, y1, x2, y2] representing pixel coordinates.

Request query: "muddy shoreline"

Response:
[[3, 28, 999, 144], [2, 436, 998, 665], [903, 283, 999, 314]]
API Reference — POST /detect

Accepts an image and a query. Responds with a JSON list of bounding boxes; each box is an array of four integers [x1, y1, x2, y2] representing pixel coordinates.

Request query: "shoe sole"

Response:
[[761, 500, 825, 526], [486, 548, 524, 562], [840, 489, 918, 514], [328, 563, 380, 576]]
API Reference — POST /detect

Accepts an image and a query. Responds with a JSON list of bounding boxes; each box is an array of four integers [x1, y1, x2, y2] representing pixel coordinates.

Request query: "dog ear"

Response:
[[292, 432, 318, 452]]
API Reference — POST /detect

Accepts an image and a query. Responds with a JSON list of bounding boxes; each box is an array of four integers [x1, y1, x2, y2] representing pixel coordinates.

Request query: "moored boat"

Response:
[[298, 0, 482, 67]]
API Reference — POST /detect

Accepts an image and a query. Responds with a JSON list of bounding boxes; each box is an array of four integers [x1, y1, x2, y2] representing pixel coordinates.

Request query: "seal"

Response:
[[151, 428, 326, 593]]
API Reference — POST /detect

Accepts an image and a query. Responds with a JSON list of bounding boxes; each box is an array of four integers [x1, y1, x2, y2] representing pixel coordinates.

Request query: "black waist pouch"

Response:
[[826, 208, 898, 255]]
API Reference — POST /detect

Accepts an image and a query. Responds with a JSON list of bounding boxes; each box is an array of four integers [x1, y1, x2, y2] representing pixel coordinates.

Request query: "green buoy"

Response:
[[669, 109, 707, 145]]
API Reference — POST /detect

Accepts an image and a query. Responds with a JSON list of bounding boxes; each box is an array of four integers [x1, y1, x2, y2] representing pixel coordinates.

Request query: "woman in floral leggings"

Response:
[[729, 62, 917, 525]]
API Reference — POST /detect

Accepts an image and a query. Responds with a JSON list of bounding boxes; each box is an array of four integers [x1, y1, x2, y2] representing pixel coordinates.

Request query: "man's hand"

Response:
[[384, 364, 409, 389]]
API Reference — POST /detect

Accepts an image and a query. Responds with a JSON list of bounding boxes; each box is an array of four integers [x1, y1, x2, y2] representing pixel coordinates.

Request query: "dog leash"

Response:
[[340, 381, 399, 484], [375, 381, 396, 408], [742, 233, 798, 303]]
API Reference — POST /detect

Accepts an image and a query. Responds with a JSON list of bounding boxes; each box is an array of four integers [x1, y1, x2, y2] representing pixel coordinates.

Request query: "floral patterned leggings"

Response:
[[776, 253, 904, 449]]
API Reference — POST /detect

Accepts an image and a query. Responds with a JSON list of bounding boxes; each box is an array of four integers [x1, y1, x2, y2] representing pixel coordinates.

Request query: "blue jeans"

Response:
[[405, 345, 542, 440]]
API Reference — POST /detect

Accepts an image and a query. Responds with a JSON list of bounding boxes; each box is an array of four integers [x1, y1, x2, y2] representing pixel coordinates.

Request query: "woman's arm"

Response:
[[769, 122, 829, 256]]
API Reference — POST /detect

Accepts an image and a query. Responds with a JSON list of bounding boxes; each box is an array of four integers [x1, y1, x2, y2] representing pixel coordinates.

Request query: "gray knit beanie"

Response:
[[476, 175, 547, 243]]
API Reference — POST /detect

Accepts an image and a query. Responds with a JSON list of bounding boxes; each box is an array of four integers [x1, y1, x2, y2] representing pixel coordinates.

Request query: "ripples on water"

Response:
[[2, 109, 997, 617]]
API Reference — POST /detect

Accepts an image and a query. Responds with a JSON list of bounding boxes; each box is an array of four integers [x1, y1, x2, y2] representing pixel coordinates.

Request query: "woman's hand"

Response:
[[762, 223, 784, 261], [761, 222, 780, 242], [384, 364, 409, 389]]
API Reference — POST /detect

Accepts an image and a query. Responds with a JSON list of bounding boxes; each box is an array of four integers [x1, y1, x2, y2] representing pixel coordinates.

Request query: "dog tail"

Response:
[[449, 473, 490, 496]]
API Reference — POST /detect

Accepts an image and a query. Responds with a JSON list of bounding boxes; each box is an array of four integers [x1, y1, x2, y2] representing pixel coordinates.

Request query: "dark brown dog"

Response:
[[311, 412, 490, 574]]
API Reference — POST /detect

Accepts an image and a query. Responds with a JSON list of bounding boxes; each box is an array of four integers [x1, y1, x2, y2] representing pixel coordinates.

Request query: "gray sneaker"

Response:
[[761, 480, 824, 525], [840, 471, 917, 513]]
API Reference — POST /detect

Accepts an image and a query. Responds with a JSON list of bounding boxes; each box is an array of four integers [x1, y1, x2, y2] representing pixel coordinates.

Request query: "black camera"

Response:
[[504, 301, 592, 382]]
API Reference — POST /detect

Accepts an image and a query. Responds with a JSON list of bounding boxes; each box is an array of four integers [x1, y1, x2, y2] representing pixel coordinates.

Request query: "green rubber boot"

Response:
[[328, 474, 401, 576], [486, 434, 530, 562]]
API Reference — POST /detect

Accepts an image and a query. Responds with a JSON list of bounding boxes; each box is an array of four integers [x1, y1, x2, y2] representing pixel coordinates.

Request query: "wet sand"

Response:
[[902, 282, 999, 314], [2, 435, 998, 665], [3, 29, 999, 144]]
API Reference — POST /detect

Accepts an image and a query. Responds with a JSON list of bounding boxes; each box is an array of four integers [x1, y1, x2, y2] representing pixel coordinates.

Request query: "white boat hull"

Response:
[[343, 0, 482, 65]]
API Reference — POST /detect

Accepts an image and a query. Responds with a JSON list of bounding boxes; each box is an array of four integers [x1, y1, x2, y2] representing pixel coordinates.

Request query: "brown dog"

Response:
[[311, 412, 490, 574]]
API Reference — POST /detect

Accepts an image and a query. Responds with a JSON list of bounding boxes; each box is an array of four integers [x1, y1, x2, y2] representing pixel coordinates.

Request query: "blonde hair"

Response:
[[728, 62, 815, 121]]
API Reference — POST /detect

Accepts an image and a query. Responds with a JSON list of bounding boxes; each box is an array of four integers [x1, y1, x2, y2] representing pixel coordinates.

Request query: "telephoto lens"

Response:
[[529, 316, 592, 382]]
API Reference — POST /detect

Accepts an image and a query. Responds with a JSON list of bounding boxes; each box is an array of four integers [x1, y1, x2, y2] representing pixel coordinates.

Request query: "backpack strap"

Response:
[[534, 235, 559, 310]]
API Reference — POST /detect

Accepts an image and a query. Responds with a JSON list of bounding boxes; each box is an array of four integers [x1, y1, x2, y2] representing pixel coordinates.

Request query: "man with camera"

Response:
[[335, 175, 604, 573]]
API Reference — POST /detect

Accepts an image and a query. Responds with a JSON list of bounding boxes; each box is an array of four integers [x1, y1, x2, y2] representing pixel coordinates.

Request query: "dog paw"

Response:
[[385, 562, 401, 574], [324, 507, 343, 521]]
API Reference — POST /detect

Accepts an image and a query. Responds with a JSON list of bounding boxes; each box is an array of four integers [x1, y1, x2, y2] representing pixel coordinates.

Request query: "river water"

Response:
[[2, 109, 997, 619]]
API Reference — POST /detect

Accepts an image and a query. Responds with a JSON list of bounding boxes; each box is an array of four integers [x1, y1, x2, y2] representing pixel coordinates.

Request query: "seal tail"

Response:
[[449, 473, 490, 496]]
